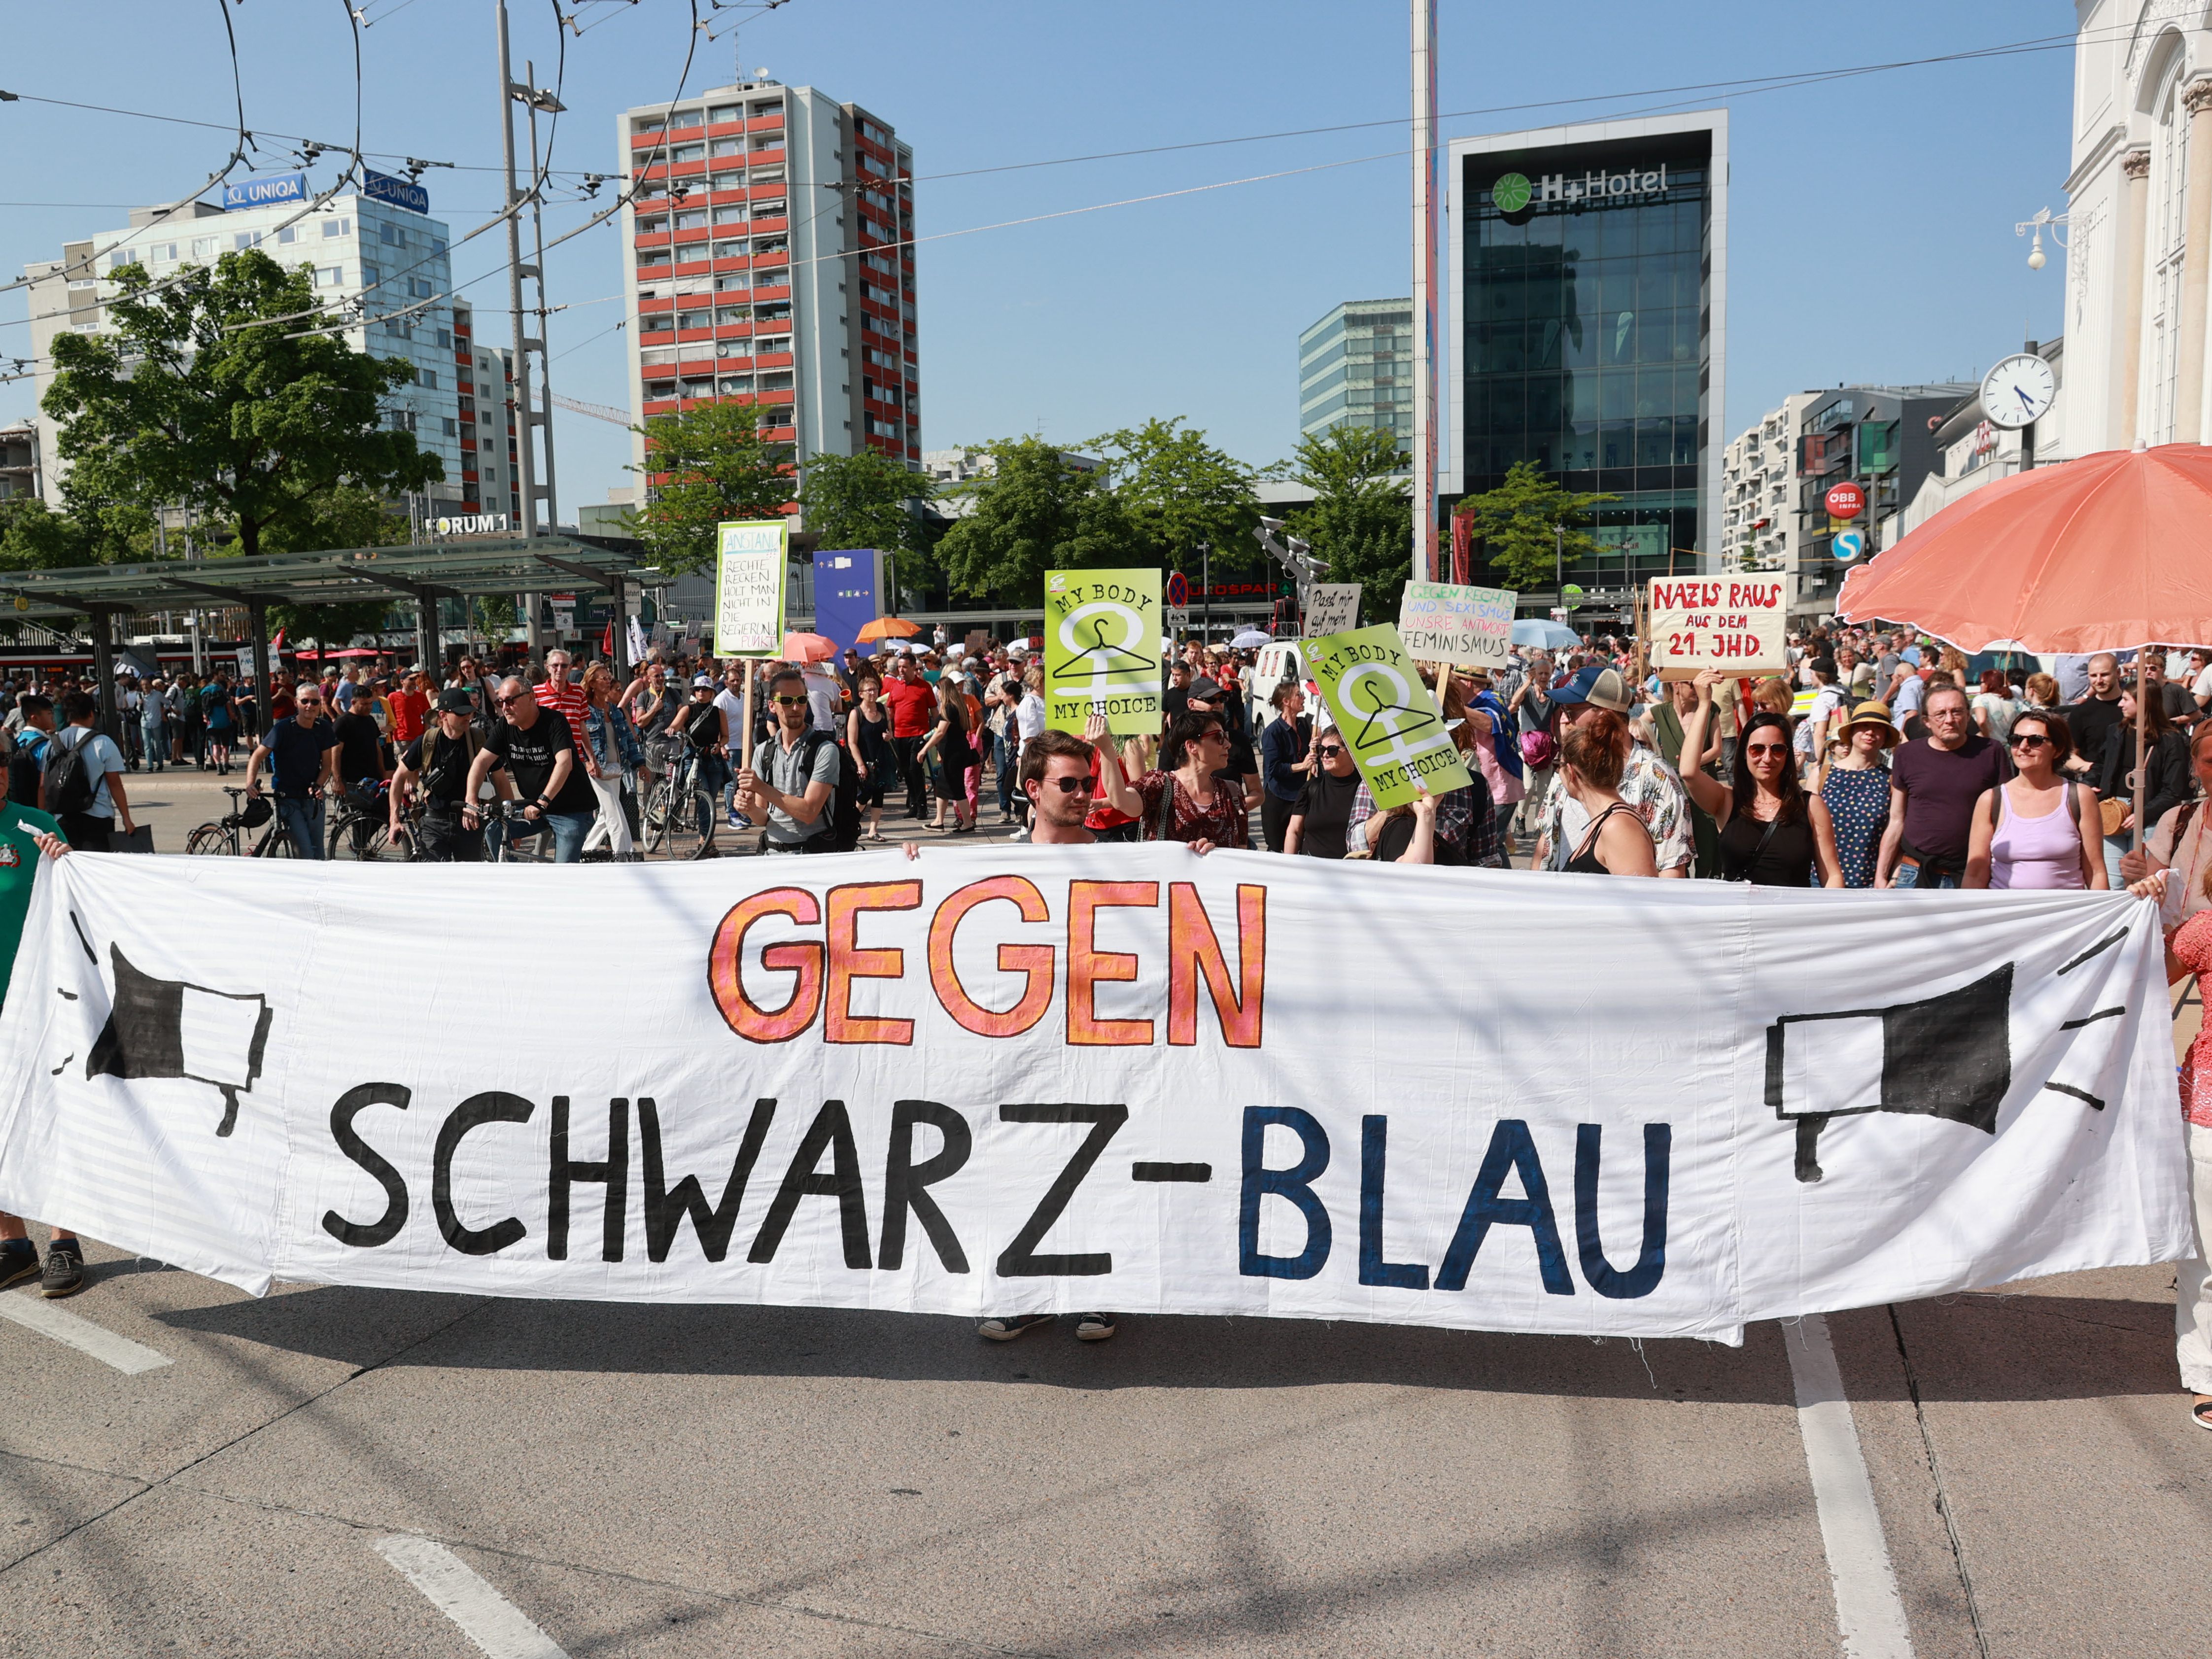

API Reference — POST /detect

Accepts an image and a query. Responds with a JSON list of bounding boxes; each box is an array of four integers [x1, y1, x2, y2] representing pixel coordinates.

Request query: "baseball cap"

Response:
[[1554, 664, 1631, 712], [434, 687, 474, 714]]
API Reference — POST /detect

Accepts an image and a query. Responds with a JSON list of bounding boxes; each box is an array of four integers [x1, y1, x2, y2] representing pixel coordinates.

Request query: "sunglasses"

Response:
[[296, 696, 322, 705], [1314, 744, 1347, 758], [1744, 742, 1788, 757], [771, 694, 808, 707], [2010, 733, 2051, 750], [1042, 775, 1089, 795], [493, 693, 527, 706]]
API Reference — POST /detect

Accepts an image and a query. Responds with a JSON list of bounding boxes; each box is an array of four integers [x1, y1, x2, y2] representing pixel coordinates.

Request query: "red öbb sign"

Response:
[[1824, 482, 1866, 520]]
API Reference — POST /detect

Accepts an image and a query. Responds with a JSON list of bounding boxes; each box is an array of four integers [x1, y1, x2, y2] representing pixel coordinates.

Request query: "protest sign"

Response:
[[1304, 623, 1474, 808], [1042, 568, 1162, 735], [1303, 584, 1362, 637], [1396, 581, 1516, 670], [0, 855, 2183, 1343], [1647, 576, 1787, 678], [713, 520, 789, 658]]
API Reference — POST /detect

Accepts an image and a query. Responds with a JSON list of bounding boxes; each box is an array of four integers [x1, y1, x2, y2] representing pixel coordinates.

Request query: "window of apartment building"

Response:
[[380, 222, 403, 245], [710, 136, 745, 157], [712, 204, 747, 226], [362, 262, 382, 285], [751, 99, 784, 118], [677, 309, 709, 331], [321, 218, 350, 239], [639, 251, 673, 273], [418, 369, 438, 390], [277, 225, 298, 245], [752, 235, 788, 256], [711, 241, 745, 261], [753, 198, 787, 219], [670, 107, 703, 127], [315, 266, 343, 288], [641, 312, 674, 333], [636, 214, 668, 236], [755, 334, 791, 355], [632, 116, 665, 136], [442, 417, 458, 437], [671, 143, 705, 164], [708, 104, 741, 123], [714, 305, 749, 326], [719, 374, 754, 396], [233, 231, 260, 251], [108, 247, 138, 270], [147, 242, 177, 263], [191, 237, 219, 260], [749, 164, 786, 186], [674, 209, 709, 231]]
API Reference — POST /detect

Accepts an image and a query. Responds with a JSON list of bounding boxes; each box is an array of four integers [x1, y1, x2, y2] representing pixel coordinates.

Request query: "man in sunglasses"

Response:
[[462, 678, 599, 863], [734, 666, 839, 853], [244, 684, 339, 859], [1009, 719, 1139, 846], [1876, 682, 2009, 889]]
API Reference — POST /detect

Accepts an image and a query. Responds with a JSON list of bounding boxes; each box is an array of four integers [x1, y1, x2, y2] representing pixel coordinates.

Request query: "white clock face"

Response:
[[1981, 353, 2056, 430]]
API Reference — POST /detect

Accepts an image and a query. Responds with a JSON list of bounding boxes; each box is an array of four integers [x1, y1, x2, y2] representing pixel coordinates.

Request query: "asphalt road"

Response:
[[5, 777, 2205, 1656]]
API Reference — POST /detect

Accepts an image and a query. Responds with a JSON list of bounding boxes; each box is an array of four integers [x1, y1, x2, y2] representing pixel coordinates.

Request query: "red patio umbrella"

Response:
[[1836, 441, 2212, 844]]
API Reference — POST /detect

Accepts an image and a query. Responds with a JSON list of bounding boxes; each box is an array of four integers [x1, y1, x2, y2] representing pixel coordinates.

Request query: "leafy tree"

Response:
[[41, 249, 441, 562], [934, 437, 1138, 605], [797, 449, 933, 558], [629, 399, 793, 576], [1283, 424, 1414, 613], [1089, 417, 1262, 576], [1457, 460, 1617, 591], [251, 485, 410, 644]]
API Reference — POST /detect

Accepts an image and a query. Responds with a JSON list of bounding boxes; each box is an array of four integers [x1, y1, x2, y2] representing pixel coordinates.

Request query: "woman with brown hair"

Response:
[[1679, 668, 1845, 886], [916, 674, 978, 833], [1555, 710, 1656, 876]]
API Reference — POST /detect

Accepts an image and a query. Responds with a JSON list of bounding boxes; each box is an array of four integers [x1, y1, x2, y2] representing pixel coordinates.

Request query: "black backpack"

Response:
[[43, 726, 97, 818], [795, 729, 864, 852]]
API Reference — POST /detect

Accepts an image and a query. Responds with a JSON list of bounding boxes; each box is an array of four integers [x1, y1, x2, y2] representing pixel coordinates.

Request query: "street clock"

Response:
[[1980, 353, 2056, 430]]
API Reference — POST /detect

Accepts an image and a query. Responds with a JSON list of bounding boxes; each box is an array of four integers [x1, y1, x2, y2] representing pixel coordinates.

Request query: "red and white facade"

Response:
[[619, 80, 918, 509]]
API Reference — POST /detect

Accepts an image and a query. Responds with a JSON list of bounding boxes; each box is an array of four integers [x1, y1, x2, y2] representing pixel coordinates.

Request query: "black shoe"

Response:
[[1074, 1313, 1117, 1342], [41, 1242, 83, 1298], [0, 1239, 37, 1290], [978, 1313, 1053, 1342]]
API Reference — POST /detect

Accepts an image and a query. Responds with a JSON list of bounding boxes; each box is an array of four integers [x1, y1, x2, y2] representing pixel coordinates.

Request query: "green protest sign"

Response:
[[1305, 622, 1473, 808], [1042, 568, 1162, 734], [713, 519, 788, 658]]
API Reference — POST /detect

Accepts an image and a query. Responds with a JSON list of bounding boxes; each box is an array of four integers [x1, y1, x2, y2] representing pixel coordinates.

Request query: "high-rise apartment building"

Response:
[[25, 177, 473, 516], [1721, 392, 1820, 580], [619, 79, 918, 507], [1299, 300, 1414, 455]]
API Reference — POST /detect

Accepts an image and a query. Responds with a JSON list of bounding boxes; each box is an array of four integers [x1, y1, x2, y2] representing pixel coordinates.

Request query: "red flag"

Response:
[[601, 619, 614, 659], [1450, 513, 1473, 586], [271, 626, 286, 656]]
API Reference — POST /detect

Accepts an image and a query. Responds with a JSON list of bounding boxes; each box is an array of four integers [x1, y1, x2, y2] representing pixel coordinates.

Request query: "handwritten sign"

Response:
[[714, 520, 789, 657], [1304, 623, 1473, 809], [1647, 577, 1786, 679], [1396, 581, 1516, 670], [1303, 584, 1362, 638], [1043, 568, 1162, 735]]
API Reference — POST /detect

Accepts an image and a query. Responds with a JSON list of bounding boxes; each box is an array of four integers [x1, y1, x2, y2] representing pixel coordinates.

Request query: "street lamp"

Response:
[[2015, 206, 2071, 271], [1553, 522, 1564, 593]]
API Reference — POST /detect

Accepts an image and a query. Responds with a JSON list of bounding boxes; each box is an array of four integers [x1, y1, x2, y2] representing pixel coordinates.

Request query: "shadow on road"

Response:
[[149, 1284, 2180, 1405]]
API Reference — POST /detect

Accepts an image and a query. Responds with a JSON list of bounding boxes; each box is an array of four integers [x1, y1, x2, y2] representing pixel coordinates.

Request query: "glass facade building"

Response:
[[1446, 113, 1727, 596], [1299, 299, 1413, 457]]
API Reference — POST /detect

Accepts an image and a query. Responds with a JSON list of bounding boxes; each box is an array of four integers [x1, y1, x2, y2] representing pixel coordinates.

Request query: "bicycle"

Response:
[[640, 748, 719, 860], [186, 788, 299, 858], [327, 779, 411, 862]]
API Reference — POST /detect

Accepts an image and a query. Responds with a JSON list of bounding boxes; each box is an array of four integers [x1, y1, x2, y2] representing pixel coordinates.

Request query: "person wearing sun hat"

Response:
[[1819, 700, 1900, 888]]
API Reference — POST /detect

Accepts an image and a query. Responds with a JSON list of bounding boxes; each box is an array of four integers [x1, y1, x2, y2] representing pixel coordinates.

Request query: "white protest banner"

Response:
[[0, 856, 2183, 1343], [1396, 581, 1517, 670], [1042, 568, 1162, 736], [1304, 623, 1474, 808], [1302, 584, 1362, 637], [714, 519, 789, 657], [1648, 576, 1787, 678]]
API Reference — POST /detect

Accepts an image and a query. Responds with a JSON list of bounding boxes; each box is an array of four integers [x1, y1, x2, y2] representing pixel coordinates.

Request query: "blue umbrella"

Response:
[[1512, 619, 1581, 649]]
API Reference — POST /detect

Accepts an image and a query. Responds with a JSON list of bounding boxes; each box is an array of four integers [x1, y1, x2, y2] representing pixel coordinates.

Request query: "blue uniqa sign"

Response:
[[363, 167, 430, 214], [222, 173, 306, 211]]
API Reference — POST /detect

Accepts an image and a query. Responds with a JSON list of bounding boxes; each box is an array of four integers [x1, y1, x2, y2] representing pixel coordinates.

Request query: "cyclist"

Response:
[[244, 686, 340, 859], [463, 677, 597, 862], [734, 666, 837, 854], [392, 688, 487, 862], [669, 674, 728, 842]]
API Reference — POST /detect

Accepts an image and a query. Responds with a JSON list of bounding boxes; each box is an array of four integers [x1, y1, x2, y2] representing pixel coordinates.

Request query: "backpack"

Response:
[[43, 726, 97, 818], [416, 726, 480, 802], [795, 729, 863, 852]]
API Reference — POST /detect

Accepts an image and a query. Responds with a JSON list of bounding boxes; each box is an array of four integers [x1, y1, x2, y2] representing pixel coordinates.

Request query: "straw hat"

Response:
[[1834, 700, 1901, 747]]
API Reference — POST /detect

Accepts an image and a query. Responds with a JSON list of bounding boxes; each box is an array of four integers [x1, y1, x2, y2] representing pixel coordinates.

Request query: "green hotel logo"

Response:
[[1490, 172, 1532, 213]]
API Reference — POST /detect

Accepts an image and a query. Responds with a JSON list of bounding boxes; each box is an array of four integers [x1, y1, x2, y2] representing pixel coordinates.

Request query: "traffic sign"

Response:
[[1165, 570, 1189, 608], [1560, 583, 1585, 607], [1833, 529, 1866, 562], [1824, 482, 1865, 520]]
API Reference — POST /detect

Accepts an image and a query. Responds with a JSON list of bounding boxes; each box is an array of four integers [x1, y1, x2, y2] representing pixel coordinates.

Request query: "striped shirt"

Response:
[[534, 676, 589, 752]]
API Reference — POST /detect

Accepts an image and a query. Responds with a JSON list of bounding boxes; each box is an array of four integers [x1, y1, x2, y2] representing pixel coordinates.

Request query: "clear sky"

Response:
[[0, 1, 2075, 516]]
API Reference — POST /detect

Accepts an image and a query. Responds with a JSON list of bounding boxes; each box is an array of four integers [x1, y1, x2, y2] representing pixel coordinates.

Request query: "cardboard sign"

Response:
[[1647, 577, 1787, 679], [714, 520, 789, 658], [1304, 623, 1473, 808], [1303, 584, 1362, 637], [1042, 567, 1162, 735], [1396, 581, 1516, 669]]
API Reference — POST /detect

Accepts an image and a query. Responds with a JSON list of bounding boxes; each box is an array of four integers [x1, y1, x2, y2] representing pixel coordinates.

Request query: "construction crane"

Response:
[[548, 391, 633, 428]]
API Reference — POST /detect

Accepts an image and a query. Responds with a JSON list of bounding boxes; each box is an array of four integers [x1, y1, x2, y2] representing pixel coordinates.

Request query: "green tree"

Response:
[[252, 485, 410, 644], [1089, 417, 1262, 576], [797, 449, 933, 557], [629, 399, 793, 576], [934, 438, 1138, 605], [41, 249, 441, 562], [1457, 459, 1617, 591], [1283, 423, 1414, 612]]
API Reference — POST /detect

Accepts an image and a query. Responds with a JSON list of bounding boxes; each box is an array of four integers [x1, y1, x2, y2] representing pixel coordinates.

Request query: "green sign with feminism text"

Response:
[[1305, 623, 1473, 809], [1042, 568, 1163, 735]]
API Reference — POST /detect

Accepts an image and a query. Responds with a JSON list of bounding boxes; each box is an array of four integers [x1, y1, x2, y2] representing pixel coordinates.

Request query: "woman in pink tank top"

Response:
[[1963, 710, 2106, 890]]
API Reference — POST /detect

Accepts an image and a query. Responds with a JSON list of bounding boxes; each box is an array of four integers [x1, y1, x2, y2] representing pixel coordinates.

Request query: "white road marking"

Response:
[[0, 1290, 172, 1375], [374, 1535, 569, 1659], [1786, 1314, 1916, 1659]]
